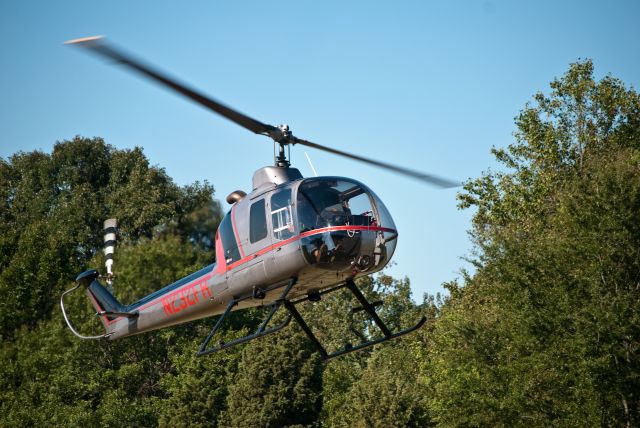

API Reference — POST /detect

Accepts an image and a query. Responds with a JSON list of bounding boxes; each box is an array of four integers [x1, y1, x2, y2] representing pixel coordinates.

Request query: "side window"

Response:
[[249, 199, 268, 243], [271, 188, 294, 241], [219, 212, 241, 264]]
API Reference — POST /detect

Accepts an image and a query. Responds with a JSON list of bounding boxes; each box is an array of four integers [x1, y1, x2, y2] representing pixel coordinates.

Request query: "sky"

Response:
[[1, 1, 639, 300]]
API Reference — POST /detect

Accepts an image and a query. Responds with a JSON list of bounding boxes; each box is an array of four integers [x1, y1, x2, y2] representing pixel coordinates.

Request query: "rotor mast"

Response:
[[274, 124, 292, 167]]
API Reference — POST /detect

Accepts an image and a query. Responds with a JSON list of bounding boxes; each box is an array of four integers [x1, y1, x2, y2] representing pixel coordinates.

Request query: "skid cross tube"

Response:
[[345, 280, 392, 337], [196, 277, 297, 357], [284, 279, 427, 360]]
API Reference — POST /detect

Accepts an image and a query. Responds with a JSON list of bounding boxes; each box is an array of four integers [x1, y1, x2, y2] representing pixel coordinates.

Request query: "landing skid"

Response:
[[196, 278, 295, 356], [196, 277, 426, 360]]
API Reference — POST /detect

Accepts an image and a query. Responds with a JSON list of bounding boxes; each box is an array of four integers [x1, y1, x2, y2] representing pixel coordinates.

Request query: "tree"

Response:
[[329, 341, 431, 428], [221, 325, 323, 428], [1, 236, 201, 426], [0, 136, 220, 337], [425, 60, 640, 425], [320, 275, 434, 427], [324, 287, 437, 427], [0, 137, 224, 427]]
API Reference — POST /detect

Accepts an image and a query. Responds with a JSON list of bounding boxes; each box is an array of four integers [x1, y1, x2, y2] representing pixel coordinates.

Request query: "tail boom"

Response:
[[62, 265, 222, 340]]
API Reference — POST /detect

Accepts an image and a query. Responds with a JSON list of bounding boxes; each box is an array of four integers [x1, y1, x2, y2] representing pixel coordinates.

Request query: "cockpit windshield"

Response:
[[296, 177, 397, 271], [296, 178, 395, 231]]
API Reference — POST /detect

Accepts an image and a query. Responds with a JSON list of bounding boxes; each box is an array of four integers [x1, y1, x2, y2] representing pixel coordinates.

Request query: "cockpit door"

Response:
[[227, 198, 270, 292], [270, 188, 295, 241], [267, 187, 300, 277]]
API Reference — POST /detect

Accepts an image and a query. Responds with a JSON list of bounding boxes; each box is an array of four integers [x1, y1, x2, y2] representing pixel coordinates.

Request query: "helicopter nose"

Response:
[[300, 228, 388, 272]]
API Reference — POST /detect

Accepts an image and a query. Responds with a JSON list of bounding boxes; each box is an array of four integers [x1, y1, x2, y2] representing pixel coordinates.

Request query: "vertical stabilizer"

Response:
[[76, 270, 129, 329]]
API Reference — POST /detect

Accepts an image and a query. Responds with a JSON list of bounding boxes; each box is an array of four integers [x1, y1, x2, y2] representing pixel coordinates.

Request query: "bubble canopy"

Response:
[[296, 177, 398, 270]]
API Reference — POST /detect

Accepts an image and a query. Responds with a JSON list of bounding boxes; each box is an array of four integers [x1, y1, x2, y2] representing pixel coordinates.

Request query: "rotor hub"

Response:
[[274, 124, 294, 167]]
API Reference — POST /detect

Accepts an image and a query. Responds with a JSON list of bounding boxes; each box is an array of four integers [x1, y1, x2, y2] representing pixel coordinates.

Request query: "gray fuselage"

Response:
[[98, 167, 398, 340]]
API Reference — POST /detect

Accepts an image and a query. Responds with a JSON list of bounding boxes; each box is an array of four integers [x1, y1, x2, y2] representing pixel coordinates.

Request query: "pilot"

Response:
[[341, 199, 352, 218], [297, 193, 338, 262]]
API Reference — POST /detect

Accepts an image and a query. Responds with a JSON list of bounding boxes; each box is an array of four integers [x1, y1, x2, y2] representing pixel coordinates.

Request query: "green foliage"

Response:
[[0, 235, 235, 427], [322, 278, 435, 428], [0, 136, 220, 337], [331, 341, 430, 428], [0, 138, 223, 427], [459, 60, 640, 243], [156, 332, 244, 427], [426, 60, 640, 426], [222, 326, 323, 428]]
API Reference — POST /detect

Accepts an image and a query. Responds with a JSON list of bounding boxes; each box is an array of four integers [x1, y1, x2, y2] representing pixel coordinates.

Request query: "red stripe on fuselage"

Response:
[[106, 225, 396, 324], [105, 272, 214, 326], [224, 225, 396, 271]]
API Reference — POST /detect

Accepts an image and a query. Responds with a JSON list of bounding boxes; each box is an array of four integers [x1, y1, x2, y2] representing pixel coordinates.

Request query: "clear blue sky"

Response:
[[1, 1, 639, 300]]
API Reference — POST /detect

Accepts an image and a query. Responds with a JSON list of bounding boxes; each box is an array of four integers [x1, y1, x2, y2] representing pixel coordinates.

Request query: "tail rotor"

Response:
[[60, 218, 130, 340], [103, 218, 117, 288]]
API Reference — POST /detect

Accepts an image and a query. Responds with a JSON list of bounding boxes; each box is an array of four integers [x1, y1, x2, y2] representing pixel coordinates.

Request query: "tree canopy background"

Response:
[[1, 60, 639, 426]]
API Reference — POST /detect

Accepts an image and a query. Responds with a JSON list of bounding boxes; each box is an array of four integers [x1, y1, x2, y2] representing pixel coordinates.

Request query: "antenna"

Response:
[[103, 219, 117, 287], [305, 152, 318, 177]]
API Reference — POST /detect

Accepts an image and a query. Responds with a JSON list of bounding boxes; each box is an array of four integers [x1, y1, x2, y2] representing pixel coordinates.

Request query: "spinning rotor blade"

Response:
[[66, 36, 459, 188], [64, 36, 277, 136], [292, 137, 460, 188]]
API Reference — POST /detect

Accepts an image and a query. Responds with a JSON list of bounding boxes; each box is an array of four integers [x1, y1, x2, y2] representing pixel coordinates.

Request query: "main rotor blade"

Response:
[[293, 137, 460, 188], [66, 36, 459, 188], [65, 36, 277, 136]]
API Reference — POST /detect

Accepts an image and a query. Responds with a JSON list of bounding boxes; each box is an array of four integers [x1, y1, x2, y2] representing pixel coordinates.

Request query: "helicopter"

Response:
[[60, 36, 459, 360]]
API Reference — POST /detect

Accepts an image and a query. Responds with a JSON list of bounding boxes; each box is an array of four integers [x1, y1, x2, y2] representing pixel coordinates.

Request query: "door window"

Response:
[[271, 189, 294, 240], [219, 212, 241, 264], [249, 199, 268, 243]]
